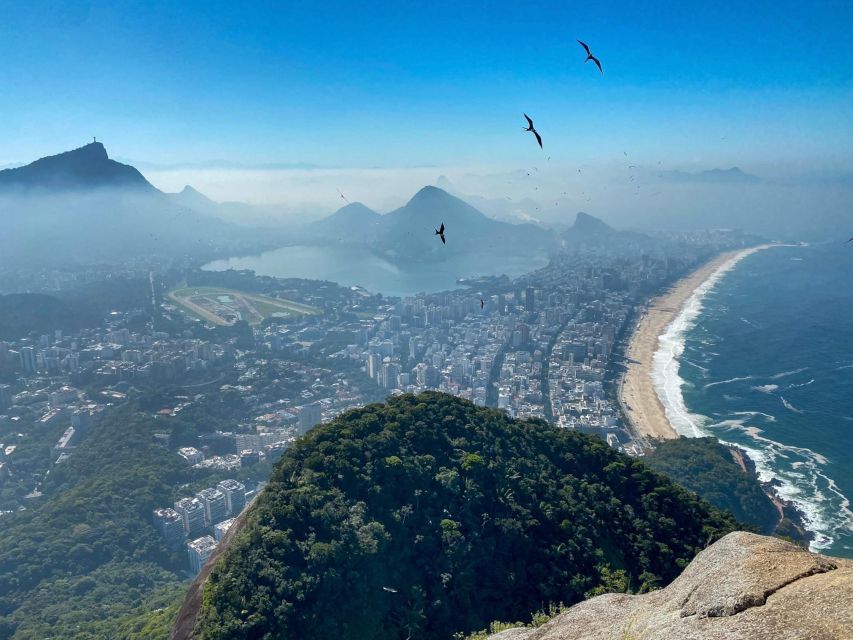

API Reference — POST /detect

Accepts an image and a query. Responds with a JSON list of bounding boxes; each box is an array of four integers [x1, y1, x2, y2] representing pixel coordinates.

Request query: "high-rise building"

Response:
[[197, 488, 229, 525], [187, 535, 217, 574], [213, 518, 236, 542], [178, 447, 204, 465], [19, 347, 36, 374], [380, 361, 400, 390], [152, 507, 185, 546], [174, 497, 206, 535], [367, 353, 382, 379], [217, 479, 247, 515], [0, 384, 11, 410], [298, 403, 322, 435], [525, 287, 535, 312]]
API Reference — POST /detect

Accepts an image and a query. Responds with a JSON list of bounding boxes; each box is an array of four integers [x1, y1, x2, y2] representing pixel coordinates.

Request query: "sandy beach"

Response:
[[619, 245, 773, 441]]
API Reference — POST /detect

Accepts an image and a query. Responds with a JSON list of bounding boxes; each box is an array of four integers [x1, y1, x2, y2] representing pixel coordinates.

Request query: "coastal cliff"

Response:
[[484, 532, 852, 640]]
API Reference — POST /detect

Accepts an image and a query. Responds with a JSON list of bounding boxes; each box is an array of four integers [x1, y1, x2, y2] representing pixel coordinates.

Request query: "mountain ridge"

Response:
[[659, 166, 761, 184], [0, 142, 156, 192], [0, 143, 275, 267]]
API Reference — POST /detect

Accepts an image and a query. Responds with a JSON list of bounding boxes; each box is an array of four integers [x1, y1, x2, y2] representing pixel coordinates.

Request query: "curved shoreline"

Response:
[[619, 245, 774, 441]]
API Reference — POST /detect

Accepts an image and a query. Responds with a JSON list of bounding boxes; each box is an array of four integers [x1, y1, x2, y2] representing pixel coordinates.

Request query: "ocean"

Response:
[[653, 241, 853, 558]]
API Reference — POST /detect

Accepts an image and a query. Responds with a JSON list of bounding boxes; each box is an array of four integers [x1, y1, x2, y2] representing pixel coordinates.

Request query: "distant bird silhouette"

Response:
[[848, 237, 853, 242], [523, 113, 543, 148], [480, 298, 485, 309], [382, 587, 398, 593], [435, 222, 446, 244], [337, 188, 350, 204], [577, 40, 603, 73]]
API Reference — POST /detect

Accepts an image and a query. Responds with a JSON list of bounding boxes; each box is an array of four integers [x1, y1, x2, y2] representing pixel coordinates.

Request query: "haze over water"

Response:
[[654, 242, 853, 557], [203, 244, 549, 297]]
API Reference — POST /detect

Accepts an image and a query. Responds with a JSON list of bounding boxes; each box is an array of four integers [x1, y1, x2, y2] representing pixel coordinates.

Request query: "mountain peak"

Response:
[[573, 211, 614, 234], [659, 166, 761, 184], [408, 185, 454, 205], [335, 201, 376, 215], [72, 141, 109, 160], [0, 141, 156, 192]]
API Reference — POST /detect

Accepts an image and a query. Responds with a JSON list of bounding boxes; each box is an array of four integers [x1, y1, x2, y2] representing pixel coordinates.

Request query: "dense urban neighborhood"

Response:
[[0, 229, 752, 576]]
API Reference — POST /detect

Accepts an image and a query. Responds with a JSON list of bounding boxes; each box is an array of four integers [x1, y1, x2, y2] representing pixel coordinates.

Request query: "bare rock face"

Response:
[[486, 532, 853, 640]]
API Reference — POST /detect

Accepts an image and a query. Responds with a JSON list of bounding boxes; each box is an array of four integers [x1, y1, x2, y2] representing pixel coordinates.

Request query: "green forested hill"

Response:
[[0, 407, 187, 639], [194, 392, 737, 640], [644, 437, 779, 533]]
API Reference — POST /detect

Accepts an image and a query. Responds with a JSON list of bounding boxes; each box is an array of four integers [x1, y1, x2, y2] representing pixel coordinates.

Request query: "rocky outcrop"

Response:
[[486, 532, 852, 640]]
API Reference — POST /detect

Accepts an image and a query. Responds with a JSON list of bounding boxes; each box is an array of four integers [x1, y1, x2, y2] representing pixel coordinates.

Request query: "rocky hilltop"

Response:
[[486, 531, 852, 640]]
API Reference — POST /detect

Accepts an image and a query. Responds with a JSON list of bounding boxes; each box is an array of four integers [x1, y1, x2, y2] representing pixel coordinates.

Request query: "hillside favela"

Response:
[[1, 2, 852, 639]]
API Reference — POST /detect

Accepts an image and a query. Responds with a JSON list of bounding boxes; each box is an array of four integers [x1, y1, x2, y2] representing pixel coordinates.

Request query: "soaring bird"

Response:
[[382, 587, 398, 593], [577, 40, 603, 73], [480, 298, 485, 309], [848, 237, 853, 242], [435, 222, 446, 244], [337, 188, 350, 204], [523, 113, 543, 149]]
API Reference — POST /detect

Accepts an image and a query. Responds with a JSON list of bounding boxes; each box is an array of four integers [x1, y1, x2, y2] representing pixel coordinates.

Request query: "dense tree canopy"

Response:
[[196, 392, 737, 640], [645, 437, 779, 533]]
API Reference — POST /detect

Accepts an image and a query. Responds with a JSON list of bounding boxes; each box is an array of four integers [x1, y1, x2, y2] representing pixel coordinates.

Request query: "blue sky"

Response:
[[1, 0, 852, 169]]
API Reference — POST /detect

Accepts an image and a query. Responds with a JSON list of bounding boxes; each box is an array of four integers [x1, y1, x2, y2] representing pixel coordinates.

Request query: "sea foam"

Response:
[[650, 245, 853, 553]]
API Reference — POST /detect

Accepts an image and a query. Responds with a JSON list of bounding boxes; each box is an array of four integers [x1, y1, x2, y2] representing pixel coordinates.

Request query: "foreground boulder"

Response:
[[488, 531, 852, 640]]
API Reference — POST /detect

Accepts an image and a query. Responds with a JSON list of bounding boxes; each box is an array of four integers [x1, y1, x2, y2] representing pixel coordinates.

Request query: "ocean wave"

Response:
[[780, 396, 804, 414], [704, 375, 755, 389], [788, 379, 815, 389], [717, 424, 852, 552], [681, 358, 709, 373], [771, 367, 809, 380], [752, 384, 779, 394], [706, 418, 748, 430], [652, 249, 765, 438], [650, 245, 853, 553], [731, 410, 777, 423]]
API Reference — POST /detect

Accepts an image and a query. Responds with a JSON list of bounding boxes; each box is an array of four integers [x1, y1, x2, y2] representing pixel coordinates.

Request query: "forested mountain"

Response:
[[0, 144, 277, 268], [0, 142, 154, 192], [644, 437, 780, 534], [190, 392, 737, 640], [309, 202, 383, 242], [308, 186, 557, 261]]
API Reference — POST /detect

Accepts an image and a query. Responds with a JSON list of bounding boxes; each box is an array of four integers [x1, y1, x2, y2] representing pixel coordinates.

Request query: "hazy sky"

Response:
[[2, 0, 852, 171]]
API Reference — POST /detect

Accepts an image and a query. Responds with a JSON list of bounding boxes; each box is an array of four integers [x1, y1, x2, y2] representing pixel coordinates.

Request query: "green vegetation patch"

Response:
[[645, 437, 779, 533], [195, 392, 737, 640]]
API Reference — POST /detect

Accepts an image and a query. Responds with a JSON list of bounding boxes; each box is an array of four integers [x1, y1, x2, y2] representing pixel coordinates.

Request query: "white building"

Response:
[[187, 535, 217, 574]]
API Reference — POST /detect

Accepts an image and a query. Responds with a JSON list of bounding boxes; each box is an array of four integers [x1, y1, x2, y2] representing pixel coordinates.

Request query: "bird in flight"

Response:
[[480, 298, 485, 309], [337, 188, 350, 204], [382, 587, 398, 593], [848, 237, 853, 242], [523, 113, 543, 149], [435, 222, 446, 244], [577, 40, 603, 73]]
